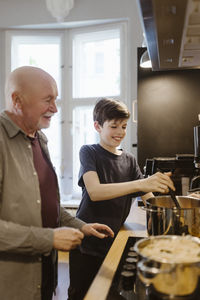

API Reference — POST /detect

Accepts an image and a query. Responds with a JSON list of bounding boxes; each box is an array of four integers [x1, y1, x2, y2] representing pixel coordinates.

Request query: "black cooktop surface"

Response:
[[106, 236, 200, 300]]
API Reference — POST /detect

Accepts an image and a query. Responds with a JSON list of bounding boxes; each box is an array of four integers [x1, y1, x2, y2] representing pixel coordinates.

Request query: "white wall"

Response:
[[0, 0, 141, 29], [0, 0, 143, 155]]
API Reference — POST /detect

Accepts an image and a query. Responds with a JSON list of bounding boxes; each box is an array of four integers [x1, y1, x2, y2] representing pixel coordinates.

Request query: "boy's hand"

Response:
[[141, 171, 175, 194], [188, 192, 200, 199], [81, 223, 114, 239]]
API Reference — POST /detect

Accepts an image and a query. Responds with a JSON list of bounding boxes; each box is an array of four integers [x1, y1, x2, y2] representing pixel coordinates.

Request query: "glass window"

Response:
[[42, 107, 61, 178], [73, 29, 120, 98], [71, 26, 123, 199], [11, 35, 61, 94], [7, 23, 126, 203], [10, 34, 62, 182], [72, 106, 98, 195]]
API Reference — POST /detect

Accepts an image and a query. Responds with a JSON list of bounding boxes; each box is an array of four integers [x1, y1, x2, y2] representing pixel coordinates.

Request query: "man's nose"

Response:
[[49, 101, 58, 113]]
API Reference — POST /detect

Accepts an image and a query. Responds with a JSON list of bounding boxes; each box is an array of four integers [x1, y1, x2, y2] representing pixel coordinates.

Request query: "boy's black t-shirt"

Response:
[[76, 143, 144, 257]]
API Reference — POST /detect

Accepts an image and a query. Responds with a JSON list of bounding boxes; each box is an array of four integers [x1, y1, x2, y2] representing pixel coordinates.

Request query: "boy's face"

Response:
[[94, 118, 128, 151]]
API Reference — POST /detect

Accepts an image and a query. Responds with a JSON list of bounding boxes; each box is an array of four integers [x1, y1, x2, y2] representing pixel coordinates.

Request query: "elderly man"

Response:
[[0, 66, 114, 300]]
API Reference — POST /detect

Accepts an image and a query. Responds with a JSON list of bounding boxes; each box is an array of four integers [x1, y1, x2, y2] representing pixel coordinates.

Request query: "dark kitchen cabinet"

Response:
[[137, 48, 200, 171]]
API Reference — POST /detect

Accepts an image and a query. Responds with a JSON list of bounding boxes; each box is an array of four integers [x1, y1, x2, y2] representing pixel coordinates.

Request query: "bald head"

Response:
[[5, 66, 57, 110], [4, 66, 58, 136]]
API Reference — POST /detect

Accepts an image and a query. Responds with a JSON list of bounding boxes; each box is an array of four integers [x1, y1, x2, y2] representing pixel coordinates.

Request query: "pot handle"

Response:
[[137, 259, 175, 285]]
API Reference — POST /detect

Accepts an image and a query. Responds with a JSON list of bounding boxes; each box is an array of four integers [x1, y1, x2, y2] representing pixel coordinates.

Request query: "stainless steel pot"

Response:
[[143, 196, 200, 237], [134, 235, 200, 296]]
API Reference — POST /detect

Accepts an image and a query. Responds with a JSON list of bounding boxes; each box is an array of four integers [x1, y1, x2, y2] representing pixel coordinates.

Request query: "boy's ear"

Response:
[[94, 121, 101, 132]]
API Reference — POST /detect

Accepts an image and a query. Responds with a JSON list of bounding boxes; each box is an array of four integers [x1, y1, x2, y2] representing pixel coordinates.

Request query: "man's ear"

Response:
[[94, 121, 101, 132], [12, 92, 22, 110]]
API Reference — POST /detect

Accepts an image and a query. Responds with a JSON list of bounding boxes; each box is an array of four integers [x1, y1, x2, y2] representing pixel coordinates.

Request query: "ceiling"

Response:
[[137, 0, 200, 71]]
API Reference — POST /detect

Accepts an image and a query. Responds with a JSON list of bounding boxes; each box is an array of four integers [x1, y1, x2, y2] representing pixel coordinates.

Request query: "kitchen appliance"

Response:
[[190, 125, 200, 192], [194, 125, 200, 169], [135, 235, 200, 297], [106, 236, 200, 300], [144, 195, 200, 237], [144, 155, 196, 196], [136, 0, 200, 71]]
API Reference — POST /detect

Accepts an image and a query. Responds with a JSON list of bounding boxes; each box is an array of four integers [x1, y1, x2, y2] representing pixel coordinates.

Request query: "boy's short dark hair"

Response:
[[93, 98, 130, 126]]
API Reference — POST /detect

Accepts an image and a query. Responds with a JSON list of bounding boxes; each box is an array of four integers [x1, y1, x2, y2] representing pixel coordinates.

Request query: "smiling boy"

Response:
[[68, 98, 175, 300]]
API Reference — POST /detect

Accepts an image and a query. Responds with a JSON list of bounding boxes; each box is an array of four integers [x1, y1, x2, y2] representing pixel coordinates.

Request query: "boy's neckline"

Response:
[[98, 143, 123, 156]]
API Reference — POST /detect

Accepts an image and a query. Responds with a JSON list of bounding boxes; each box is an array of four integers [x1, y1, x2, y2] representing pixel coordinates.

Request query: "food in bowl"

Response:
[[134, 235, 200, 296], [139, 236, 200, 263]]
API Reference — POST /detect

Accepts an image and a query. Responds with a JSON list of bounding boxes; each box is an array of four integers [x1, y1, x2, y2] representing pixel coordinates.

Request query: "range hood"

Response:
[[137, 0, 200, 71]]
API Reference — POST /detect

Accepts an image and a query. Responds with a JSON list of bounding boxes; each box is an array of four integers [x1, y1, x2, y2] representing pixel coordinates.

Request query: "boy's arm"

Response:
[[83, 171, 175, 201]]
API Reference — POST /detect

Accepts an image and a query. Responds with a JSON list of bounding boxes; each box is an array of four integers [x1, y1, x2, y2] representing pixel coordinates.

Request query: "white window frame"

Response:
[[62, 22, 129, 201], [5, 29, 66, 191], [5, 30, 65, 93], [5, 21, 129, 205]]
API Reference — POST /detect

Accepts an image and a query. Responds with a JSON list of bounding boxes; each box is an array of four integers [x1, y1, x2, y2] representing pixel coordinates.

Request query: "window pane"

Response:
[[42, 106, 61, 177], [11, 36, 61, 94], [11, 35, 62, 185], [72, 106, 98, 195], [73, 29, 120, 98]]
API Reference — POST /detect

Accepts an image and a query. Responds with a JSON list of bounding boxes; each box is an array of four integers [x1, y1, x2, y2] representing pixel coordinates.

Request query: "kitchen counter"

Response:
[[84, 199, 147, 300]]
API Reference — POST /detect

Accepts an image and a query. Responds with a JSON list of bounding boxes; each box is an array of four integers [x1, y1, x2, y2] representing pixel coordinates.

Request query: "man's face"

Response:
[[96, 119, 128, 150], [19, 79, 58, 133]]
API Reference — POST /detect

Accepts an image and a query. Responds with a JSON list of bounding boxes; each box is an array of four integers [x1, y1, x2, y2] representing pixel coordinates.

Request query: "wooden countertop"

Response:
[[84, 200, 147, 300]]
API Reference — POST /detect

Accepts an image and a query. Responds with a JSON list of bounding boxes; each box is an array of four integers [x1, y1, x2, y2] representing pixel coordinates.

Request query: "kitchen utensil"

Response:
[[157, 168, 181, 208], [168, 187, 181, 208], [134, 235, 200, 296], [143, 195, 200, 236]]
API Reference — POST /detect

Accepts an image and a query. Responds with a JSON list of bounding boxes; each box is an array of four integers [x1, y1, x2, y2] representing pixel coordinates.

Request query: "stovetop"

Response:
[[106, 236, 200, 300]]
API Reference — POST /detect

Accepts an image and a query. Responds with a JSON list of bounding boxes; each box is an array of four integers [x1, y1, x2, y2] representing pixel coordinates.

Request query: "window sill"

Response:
[[61, 199, 81, 208]]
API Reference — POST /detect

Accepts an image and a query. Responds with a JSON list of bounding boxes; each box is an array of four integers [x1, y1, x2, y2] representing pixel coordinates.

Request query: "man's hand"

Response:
[[81, 223, 114, 239], [53, 227, 84, 251]]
